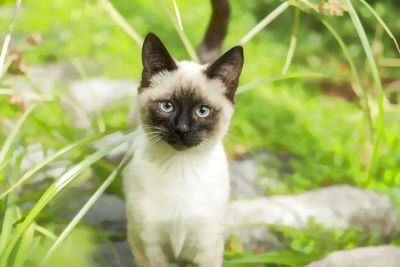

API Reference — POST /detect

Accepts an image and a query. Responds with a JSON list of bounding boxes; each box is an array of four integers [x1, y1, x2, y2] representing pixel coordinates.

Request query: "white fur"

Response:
[[123, 129, 229, 266], [123, 60, 233, 266]]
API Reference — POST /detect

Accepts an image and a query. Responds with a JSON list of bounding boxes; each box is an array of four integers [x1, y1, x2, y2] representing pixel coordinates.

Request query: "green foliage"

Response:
[[224, 219, 380, 266]]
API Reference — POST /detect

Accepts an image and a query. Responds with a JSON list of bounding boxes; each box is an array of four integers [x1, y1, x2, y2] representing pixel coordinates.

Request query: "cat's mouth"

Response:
[[162, 135, 201, 151]]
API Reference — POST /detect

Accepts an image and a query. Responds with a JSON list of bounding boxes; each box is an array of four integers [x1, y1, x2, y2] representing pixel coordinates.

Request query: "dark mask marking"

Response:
[[142, 88, 220, 150]]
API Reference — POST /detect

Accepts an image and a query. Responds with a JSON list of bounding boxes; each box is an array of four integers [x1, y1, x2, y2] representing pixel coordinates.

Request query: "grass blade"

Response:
[[0, 104, 37, 171], [34, 225, 57, 241], [0, 131, 137, 267], [156, 0, 200, 63], [0, 154, 22, 255], [320, 17, 374, 141], [224, 250, 320, 265], [359, 0, 400, 54], [12, 223, 35, 267], [42, 148, 134, 264], [236, 72, 325, 94], [0, 0, 22, 77], [172, 0, 183, 31], [238, 1, 289, 46], [0, 125, 135, 200], [344, 0, 384, 187], [282, 8, 300, 74], [98, 0, 143, 46]]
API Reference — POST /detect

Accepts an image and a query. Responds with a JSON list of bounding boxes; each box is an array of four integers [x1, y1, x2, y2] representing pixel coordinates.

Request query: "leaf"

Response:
[[0, 154, 22, 255], [0, 131, 137, 267], [236, 72, 325, 94], [238, 2, 290, 45], [224, 250, 320, 265], [319, 17, 373, 141], [42, 148, 134, 264], [0, 104, 36, 171], [344, 0, 385, 187], [156, 0, 199, 63], [0, 124, 135, 200], [359, 0, 400, 54], [12, 223, 36, 267], [318, 0, 347, 16]]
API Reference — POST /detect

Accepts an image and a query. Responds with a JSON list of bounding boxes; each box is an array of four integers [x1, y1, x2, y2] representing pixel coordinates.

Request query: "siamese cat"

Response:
[[123, 33, 243, 267]]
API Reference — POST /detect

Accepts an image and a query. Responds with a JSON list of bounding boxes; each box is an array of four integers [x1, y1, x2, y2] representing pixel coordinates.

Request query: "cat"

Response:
[[123, 32, 243, 267]]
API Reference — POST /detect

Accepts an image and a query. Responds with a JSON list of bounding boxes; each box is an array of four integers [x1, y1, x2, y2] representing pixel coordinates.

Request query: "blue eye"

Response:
[[196, 105, 210, 117], [160, 101, 174, 112]]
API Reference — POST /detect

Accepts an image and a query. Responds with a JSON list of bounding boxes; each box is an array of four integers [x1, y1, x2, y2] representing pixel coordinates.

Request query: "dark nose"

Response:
[[174, 123, 190, 138]]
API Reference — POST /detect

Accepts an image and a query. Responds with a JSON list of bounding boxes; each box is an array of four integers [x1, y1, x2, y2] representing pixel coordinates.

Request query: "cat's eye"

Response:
[[160, 101, 174, 112], [196, 105, 211, 118]]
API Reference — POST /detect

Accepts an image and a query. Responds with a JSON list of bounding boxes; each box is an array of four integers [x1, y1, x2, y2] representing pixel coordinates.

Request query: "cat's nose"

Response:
[[174, 124, 190, 138]]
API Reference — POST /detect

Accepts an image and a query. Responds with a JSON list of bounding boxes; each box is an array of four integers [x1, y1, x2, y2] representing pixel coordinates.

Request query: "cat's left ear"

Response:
[[141, 33, 177, 88], [205, 46, 244, 102]]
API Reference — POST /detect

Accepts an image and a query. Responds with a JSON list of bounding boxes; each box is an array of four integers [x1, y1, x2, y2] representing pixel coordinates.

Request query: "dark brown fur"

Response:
[[140, 33, 177, 90], [205, 46, 243, 103], [142, 87, 220, 150]]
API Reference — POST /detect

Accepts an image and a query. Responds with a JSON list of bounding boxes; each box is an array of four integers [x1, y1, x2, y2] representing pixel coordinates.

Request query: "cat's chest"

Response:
[[123, 138, 229, 221]]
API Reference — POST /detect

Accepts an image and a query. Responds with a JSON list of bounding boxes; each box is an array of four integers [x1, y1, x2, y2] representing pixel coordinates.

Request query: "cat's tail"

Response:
[[197, 0, 230, 64]]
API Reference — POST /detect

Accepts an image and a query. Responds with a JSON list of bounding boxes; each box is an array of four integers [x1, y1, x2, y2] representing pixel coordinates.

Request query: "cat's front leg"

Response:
[[144, 243, 169, 267], [130, 242, 169, 267], [127, 224, 169, 267], [193, 235, 224, 267]]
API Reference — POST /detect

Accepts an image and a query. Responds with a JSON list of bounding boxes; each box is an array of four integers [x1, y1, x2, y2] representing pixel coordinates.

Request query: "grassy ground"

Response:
[[1, 0, 400, 266]]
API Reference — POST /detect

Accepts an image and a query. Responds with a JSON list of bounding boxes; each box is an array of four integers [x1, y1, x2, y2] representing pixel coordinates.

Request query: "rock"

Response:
[[68, 77, 138, 128], [99, 241, 136, 267], [229, 157, 261, 199], [229, 151, 283, 199], [306, 245, 400, 267], [68, 193, 126, 231], [226, 185, 399, 250], [68, 77, 138, 112]]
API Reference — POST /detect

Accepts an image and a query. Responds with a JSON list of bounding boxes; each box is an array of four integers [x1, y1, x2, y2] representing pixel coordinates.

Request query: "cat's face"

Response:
[[137, 33, 243, 151]]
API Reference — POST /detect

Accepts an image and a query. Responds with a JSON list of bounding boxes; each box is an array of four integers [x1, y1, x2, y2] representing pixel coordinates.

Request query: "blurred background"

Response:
[[0, 0, 400, 266]]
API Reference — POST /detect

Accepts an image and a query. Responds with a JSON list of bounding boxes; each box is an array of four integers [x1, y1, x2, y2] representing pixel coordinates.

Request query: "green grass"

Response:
[[1, 0, 400, 266]]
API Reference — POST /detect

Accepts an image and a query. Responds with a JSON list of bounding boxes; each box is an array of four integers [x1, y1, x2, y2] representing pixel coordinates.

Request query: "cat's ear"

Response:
[[141, 33, 177, 88], [205, 46, 244, 102]]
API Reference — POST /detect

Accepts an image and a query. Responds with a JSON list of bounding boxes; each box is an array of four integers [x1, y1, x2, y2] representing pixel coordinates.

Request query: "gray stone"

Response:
[[229, 157, 262, 199], [69, 193, 126, 229], [306, 245, 400, 267], [226, 185, 399, 250], [68, 77, 138, 128], [99, 241, 136, 267], [229, 151, 283, 199], [68, 77, 138, 112]]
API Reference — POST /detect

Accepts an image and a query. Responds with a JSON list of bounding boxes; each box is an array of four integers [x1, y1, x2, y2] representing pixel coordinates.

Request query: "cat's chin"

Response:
[[167, 141, 199, 151]]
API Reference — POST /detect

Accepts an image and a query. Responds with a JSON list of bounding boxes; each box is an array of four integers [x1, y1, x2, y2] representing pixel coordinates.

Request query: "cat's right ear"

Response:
[[140, 33, 177, 89]]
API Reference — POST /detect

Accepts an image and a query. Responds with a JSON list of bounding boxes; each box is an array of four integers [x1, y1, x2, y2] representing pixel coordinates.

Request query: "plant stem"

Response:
[[239, 2, 289, 46], [0, 0, 22, 78], [282, 8, 300, 75]]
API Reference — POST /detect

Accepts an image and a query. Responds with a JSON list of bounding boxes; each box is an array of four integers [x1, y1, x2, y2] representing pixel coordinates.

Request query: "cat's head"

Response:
[[137, 33, 243, 151]]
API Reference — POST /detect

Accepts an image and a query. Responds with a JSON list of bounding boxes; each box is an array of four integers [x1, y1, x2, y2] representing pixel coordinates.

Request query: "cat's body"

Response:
[[124, 128, 229, 266], [123, 33, 243, 266]]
